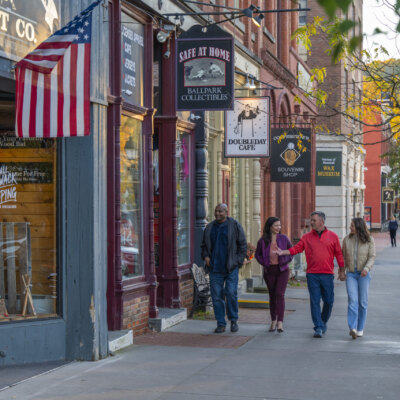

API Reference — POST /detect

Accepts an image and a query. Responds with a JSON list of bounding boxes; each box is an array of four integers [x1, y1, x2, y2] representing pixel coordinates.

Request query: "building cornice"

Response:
[[262, 49, 297, 89]]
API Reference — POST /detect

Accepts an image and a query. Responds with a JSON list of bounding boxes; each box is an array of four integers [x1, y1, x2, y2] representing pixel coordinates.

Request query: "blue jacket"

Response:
[[389, 220, 398, 231], [201, 217, 247, 273], [255, 234, 293, 272]]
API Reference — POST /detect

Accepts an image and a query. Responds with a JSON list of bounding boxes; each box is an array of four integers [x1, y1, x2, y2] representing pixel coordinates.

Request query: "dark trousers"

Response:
[[306, 273, 334, 332], [263, 265, 289, 322], [390, 229, 397, 246], [209, 268, 239, 327]]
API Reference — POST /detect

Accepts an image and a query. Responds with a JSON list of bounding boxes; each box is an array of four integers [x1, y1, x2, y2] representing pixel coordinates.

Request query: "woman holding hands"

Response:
[[255, 217, 293, 332], [340, 218, 376, 339]]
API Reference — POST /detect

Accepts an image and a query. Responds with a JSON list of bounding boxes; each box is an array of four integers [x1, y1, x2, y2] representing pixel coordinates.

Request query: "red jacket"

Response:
[[289, 229, 344, 274]]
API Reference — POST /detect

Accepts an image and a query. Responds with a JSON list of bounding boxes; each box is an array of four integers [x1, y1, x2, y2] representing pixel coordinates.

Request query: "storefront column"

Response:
[[156, 33, 180, 308], [194, 112, 208, 267], [252, 159, 262, 241], [143, 22, 158, 318], [280, 182, 291, 236], [245, 159, 251, 239]]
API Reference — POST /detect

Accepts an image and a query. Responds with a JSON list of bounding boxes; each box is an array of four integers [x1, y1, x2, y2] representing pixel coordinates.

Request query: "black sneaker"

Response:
[[214, 325, 226, 333], [231, 321, 239, 333]]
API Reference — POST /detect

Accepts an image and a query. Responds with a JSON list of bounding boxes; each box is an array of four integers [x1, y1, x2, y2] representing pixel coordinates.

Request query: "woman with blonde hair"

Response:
[[340, 218, 376, 339]]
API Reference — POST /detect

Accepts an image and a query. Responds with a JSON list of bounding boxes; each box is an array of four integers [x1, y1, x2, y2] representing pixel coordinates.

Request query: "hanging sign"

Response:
[[270, 128, 312, 182], [316, 151, 342, 186], [225, 97, 270, 157], [382, 187, 394, 203], [0, 0, 61, 61], [176, 25, 234, 111], [121, 12, 144, 106]]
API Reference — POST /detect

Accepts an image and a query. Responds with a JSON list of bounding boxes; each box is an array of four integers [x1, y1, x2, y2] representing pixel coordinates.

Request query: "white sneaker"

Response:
[[357, 330, 364, 337], [349, 329, 357, 339]]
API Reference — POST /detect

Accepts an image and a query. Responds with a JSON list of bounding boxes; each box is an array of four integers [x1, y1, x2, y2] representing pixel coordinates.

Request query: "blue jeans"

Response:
[[346, 271, 371, 331], [209, 268, 239, 326], [306, 273, 334, 332]]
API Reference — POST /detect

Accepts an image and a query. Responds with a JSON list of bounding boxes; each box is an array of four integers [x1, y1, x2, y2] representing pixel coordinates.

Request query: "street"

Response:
[[1, 233, 399, 400]]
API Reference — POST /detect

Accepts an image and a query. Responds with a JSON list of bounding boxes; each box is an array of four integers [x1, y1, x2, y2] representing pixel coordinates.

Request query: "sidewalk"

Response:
[[1, 233, 399, 400]]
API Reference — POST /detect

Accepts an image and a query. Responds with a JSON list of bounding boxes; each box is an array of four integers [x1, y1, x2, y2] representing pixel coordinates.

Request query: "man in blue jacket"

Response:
[[201, 203, 247, 333]]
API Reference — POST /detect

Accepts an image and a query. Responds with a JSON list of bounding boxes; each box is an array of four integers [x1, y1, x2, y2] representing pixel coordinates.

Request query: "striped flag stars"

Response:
[[15, 0, 101, 138]]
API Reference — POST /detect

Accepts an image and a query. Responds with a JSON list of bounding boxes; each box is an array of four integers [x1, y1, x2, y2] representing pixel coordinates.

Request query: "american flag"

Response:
[[15, 0, 101, 138]]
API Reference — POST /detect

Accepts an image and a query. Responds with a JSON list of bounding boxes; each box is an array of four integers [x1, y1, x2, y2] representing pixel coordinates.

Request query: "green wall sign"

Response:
[[316, 151, 342, 186]]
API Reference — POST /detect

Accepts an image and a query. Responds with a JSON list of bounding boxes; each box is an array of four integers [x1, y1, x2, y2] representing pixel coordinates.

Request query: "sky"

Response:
[[363, 0, 400, 59]]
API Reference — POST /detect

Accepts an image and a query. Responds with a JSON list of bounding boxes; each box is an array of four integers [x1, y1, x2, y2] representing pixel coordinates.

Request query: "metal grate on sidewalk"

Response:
[[134, 332, 252, 348]]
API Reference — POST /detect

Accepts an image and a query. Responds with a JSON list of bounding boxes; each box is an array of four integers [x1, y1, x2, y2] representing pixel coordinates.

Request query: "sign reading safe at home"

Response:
[[270, 128, 311, 182], [316, 151, 342, 186], [176, 25, 234, 111], [0, 0, 61, 61]]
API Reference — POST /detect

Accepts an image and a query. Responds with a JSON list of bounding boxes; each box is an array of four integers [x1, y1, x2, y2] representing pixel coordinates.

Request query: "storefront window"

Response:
[[0, 136, 58, 321], [120, 116, 143, 278], [176, 131, 190, 265]]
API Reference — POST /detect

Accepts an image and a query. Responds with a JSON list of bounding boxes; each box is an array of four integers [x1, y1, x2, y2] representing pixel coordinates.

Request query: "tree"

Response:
[[294, 1, 400, 144]]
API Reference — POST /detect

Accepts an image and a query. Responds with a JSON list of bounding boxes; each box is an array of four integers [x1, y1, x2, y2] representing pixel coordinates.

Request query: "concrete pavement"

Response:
[[1, 233, 399, 400]]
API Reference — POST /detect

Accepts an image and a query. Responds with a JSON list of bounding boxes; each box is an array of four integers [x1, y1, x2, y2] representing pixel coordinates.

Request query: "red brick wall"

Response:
[[179, 274, 194, 314], [122, 295, 150, 337]]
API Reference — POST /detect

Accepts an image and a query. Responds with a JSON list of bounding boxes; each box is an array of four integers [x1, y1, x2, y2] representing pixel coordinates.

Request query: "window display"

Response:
[[0, 136, 58, 322], [176, 131, 190, 266], [120, 116, 143, 278]]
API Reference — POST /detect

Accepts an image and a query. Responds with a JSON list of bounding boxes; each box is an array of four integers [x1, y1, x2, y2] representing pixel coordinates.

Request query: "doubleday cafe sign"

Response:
[[176, 24, 234, 111]]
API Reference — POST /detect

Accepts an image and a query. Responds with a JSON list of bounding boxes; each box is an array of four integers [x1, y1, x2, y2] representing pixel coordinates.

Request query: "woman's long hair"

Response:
[[352, 217, 371, 243], [262, 217, 280, 246]]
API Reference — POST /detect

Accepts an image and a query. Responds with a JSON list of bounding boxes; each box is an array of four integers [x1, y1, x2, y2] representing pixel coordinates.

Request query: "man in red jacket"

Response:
[[276, 211, 344, 338]]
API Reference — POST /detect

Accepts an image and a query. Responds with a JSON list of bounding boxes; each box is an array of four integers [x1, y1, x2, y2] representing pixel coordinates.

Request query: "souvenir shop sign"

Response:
[[270, 128, 311, 182], [225, 97, 270, 157], [176, 25, 234, 111], [382, 187, 394, 203], [0, 0, 61, 61], [316, 151, 342, 186]]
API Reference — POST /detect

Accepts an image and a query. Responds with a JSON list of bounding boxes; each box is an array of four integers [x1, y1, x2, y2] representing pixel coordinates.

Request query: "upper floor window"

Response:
[[299, 0, 308, 26]]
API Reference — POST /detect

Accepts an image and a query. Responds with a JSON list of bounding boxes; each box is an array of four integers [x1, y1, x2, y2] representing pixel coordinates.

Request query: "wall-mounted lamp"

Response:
[[242, 4, 257, 18], [353, 181, 360, 190], [156, 24, 175, 43], [156, 30, 169, 43], [243, 75, 256, 89], [252, 13, 265, 27], [163, 38, 171, 59], [235, 70, 281, 91]]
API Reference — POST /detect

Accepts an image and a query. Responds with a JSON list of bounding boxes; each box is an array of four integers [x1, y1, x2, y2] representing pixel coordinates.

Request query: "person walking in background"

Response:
[[275, 211, 345, 338], [201, 203, 247, 334], [388, 215, 398, 247], [255, 217, 293, 333], [340, 218, 376, 339]]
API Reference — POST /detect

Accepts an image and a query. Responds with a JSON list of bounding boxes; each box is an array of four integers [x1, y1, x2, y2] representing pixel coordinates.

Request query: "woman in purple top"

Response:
[[255, 217, 293, 332]]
